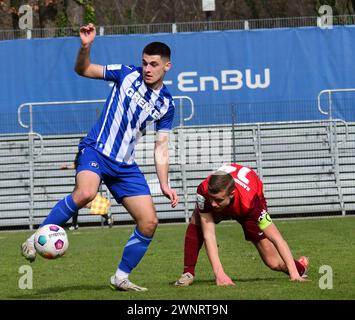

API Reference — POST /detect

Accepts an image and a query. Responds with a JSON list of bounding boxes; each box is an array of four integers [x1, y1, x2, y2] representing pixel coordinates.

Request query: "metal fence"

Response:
[[1, 14, 355, 41], [0, 92, 355, 230]]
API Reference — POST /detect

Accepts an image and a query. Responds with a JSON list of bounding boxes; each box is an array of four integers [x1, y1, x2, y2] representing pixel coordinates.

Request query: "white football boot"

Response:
[[109, 275, 147, 292], [21, 235, 36, 262], [174, 272, 194, 287]]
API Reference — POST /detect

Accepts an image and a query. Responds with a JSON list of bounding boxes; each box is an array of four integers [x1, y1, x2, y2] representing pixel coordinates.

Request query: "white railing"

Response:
[[318, 88, 355, 120]]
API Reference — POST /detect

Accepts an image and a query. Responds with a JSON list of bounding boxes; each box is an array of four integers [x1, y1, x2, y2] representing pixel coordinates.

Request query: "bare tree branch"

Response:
[[1, 0, 355, 31]]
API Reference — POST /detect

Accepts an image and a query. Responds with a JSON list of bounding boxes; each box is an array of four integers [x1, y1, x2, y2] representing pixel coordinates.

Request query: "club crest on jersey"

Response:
[[125, 87, 162, 120], [196, 194, 205, 210], [89, 161, 99, 169]]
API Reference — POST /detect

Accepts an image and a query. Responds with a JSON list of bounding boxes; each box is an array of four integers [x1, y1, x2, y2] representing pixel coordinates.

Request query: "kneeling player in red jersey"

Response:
[[175, 163, 309, 287]]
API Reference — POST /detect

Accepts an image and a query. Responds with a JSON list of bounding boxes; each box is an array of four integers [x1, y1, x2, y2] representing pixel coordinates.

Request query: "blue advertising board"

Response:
[[1, 25, 355, 134]]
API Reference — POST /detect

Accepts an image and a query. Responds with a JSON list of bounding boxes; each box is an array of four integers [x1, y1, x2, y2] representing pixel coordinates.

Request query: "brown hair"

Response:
[[208, 171, 235, 194]]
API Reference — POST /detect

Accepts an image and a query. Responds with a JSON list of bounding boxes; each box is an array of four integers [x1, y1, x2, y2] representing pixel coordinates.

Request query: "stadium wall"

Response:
[[1, 25, 355, 134]]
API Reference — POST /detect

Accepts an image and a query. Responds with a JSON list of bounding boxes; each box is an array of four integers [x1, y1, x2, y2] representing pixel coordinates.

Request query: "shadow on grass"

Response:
[[169, 276, 283, 287], [8, 284, 109, 299], [235, 276, 284, 282]]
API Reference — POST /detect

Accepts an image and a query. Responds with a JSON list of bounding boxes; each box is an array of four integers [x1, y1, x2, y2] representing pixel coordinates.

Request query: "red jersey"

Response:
[[196, 164, 267, 222]]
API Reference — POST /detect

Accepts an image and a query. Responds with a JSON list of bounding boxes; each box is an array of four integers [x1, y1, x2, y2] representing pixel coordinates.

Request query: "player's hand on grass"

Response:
[[161, 185, 179, 208], [79, 23, 96, 46], [290, 275, 308, 282], [215, 270, 235, 286]]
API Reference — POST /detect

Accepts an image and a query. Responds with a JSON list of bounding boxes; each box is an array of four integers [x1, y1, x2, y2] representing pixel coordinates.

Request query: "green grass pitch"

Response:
[[0, 217, 354, 300]]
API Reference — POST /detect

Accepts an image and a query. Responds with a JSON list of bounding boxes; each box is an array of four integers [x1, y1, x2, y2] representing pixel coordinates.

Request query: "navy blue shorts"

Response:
[[76, 146, 151, 203]]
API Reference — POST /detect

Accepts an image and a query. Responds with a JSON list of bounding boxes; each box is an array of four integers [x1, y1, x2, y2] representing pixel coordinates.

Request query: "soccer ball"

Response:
[[34, 224, 69, 259]]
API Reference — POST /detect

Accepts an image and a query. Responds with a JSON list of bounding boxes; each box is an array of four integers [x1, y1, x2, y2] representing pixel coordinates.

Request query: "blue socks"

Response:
[[118, 227, 153, 273], [40, 194, 79, 227], [41, 196, 152, 276]]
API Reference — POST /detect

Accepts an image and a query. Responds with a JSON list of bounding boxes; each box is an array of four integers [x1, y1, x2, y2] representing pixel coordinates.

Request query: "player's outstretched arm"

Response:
[[263, 223, 306, 282], [200, 212, 235, 286], [75, 23, 104, 79], [154, 132, 179, 208], [60, 163, 75, 170]]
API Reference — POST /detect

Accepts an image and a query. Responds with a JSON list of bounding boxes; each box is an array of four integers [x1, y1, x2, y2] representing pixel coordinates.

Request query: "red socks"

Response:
[[183, 223, 204, 275]]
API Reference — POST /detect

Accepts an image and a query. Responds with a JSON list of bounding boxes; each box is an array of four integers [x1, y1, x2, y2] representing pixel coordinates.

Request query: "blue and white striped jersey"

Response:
[[81, 64, 175, 164]]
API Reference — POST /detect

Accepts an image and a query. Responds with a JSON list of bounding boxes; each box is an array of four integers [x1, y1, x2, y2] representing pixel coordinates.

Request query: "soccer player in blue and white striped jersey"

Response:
[[21, 23, 179, 292]]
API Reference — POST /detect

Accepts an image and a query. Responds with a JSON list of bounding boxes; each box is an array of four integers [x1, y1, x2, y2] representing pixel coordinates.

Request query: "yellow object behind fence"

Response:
[[90, 194, 111, 215]]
